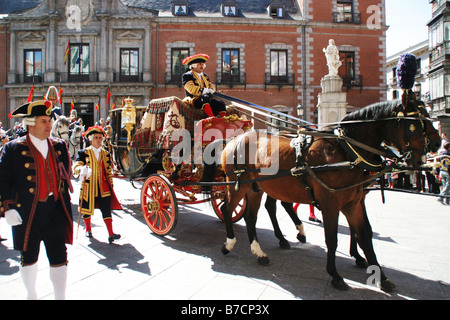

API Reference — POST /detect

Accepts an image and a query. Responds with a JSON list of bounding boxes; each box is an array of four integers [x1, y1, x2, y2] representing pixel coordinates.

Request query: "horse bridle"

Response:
[[390, 103, 432, 162], [56, 124, 70, 138]]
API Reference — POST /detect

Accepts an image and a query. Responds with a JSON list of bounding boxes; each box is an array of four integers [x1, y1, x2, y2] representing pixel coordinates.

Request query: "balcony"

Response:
[[113, 72, 143, 83], [217, 72, 246, 88], [332, 12, 361, 24], [164, 72, 183, 88], [265, 73, 295, 90], [342, 75, 363, 92], [58, 72, 99, 82]]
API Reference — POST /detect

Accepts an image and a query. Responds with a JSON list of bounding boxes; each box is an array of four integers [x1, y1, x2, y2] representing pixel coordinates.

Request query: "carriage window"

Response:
[[120, 49, 139, 81], [171, 48, 189, 81], [69, 43, 89, 79], [24, 49, 42, 83], [222, 49, 240, 83]]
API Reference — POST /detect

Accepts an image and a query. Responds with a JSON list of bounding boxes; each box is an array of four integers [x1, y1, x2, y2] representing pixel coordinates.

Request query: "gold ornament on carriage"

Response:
[[121, 96, 136, 150]]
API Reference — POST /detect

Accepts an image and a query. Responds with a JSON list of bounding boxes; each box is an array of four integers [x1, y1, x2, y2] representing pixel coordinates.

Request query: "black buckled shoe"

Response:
[[108, 234, 121, 243], [85, 231, 93, 238]]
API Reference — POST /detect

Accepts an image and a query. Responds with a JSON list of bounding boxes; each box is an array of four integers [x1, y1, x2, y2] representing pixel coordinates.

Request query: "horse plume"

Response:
[[396, 53, 416, 90]]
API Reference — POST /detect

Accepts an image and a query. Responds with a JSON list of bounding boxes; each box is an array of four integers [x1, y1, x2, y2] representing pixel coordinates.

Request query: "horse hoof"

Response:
[[221, 245, 230, 255], [297, 234, 306, 243], [257, 256, 270, 266], [379, 279, 396, 292], [354, 257, 369, 269], [279, 240, 291, 250], [331, 278, 349, 291]]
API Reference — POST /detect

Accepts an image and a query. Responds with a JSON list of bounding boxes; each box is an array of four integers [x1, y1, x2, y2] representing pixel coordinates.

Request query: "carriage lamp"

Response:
[[121, 96, 136, 149]]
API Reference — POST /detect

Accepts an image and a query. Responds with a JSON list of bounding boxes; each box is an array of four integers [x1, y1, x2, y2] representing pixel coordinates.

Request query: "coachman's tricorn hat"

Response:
[[11, 100, 53, 118], [82, 125, 105, 138], [182, 53, 209, 66]]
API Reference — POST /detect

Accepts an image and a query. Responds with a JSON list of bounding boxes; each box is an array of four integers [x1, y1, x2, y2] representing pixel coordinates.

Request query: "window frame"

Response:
[[221, 48, 240, 83], [339, 50, 355, 82], [270, 49, 288, 82], [69, 43, 90, 81], [120, 48, 140, 82], [170, 48, 190, 83], [24, 49, 42, 83]]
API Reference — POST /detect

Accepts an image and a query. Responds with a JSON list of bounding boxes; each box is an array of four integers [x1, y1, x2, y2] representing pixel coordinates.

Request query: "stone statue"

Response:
[[323, 39, 342, 76]]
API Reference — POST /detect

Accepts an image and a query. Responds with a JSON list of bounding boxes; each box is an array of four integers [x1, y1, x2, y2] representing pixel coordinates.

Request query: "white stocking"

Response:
[[20, 264, 38, 300], [49, 265, 68, 300]]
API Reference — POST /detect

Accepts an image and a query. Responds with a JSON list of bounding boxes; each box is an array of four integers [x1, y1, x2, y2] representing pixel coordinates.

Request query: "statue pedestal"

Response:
[[317, 75, 347, 130]]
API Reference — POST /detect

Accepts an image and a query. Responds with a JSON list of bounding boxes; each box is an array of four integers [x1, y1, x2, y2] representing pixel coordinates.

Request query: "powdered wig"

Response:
[[88, 132, 105, 142], [189, 63, 206, 70], [22, 116, 36, 130]]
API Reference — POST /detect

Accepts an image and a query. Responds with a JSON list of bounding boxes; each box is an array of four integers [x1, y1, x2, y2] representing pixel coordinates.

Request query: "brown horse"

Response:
[[202, 94, 440, 291]]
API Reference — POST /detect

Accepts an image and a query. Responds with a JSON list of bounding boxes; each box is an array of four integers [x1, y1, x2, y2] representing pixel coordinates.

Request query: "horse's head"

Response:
[[52, 114, 70, 142], [387, 90, 440, 168], [71, 125, 83, 144]]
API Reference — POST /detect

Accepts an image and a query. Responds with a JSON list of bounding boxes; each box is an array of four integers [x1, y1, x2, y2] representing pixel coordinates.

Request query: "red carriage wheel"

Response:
[[141, 174, 178, 235], [212, 196, 246, 223]]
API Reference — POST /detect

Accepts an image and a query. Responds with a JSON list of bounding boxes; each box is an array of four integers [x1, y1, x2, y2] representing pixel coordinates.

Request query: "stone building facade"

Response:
[[0, 0, 387, 129]]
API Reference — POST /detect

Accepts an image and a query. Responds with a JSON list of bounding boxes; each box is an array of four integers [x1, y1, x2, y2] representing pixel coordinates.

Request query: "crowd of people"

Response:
[[385, 133, 450, 204]]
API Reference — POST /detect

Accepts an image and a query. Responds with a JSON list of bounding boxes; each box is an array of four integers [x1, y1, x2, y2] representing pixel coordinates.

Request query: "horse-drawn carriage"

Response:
[[106, 52, 447, 294], [108, 96, 253, 235]]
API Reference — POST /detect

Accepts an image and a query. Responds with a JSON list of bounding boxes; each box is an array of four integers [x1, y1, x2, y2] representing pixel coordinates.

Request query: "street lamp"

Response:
[[413, 82, 422, 99], [296, 104, 304, 119]]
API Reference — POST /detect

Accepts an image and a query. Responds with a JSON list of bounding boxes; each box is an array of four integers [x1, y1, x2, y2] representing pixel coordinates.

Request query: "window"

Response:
[[222, 49, 240, 83], [69, 43, 89, 81], [171, 48, 189, 82], [336, 0, 353, 22], [223, 5, 237, 16], [120, 49, 139, 81], [173, 2, 188, 16], [339, 51, 355, 83], [24, 49, 42, 83], [269, 6, 284, 18], [270, 50, 287, 82]]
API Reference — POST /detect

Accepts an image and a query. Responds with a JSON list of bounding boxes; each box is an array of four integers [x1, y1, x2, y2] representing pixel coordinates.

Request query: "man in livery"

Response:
[[74, 126, 121, 243], [0, 100, 73, 300], [182, 53, 227, 117]]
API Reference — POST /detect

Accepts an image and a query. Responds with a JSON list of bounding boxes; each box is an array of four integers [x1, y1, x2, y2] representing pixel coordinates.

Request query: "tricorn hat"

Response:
[[11, 100, 53, 118], [82, 125, 105, 138], [182, 53, 209, 66]]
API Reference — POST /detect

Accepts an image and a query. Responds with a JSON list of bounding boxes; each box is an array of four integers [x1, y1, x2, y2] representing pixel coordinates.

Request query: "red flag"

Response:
[[58, 87, 63, 104], [95, 102, 99, 114], [106, 89, 111, 108], [27, 86, 34, 103], [64, 40, 70, 65], [121, 96, 125, 108], [70, 99, 75, 113], [112, 102, 116, 110]]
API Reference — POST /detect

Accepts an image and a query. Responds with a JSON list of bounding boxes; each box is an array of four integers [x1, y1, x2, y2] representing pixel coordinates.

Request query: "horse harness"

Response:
[[222, 102, 431, 210]]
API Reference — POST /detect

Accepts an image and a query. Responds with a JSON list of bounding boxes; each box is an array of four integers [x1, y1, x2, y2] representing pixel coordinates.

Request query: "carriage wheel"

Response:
[[212, 196, 246, 223], [141, 174, 178, 235]]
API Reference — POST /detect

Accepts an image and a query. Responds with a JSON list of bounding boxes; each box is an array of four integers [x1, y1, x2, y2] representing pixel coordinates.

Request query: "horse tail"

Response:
[[201, 139, 228, 192]]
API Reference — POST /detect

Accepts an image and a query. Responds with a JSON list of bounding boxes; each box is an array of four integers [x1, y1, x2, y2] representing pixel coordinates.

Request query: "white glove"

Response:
[[79, 165, 92, 180], [5, 209, 23, 226], [202, 88, 214, 95]]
